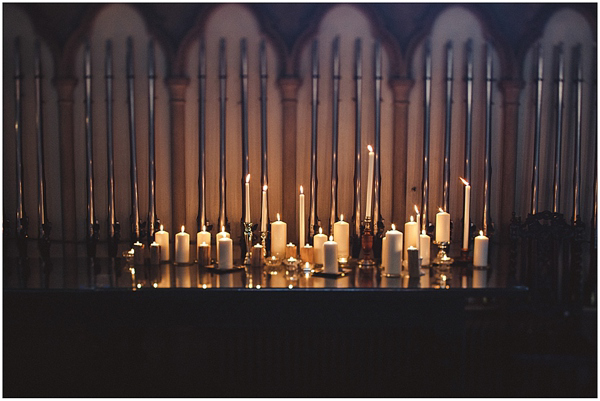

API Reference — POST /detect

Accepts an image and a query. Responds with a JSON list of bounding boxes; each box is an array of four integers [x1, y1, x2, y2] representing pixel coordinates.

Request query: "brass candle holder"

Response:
[[433, 240, 454, 267], [359, 216, 376, 268], [243, 221, 253, 265]]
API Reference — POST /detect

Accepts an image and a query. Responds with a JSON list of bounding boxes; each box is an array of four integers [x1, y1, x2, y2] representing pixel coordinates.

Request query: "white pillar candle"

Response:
[[435, 208, 451, 243], [473, 230, 489, 267], [333, 214, 349, 262], [385, 224, 403, 275], [175, 226, 190, 264], [271, 213, 287, 259], [216, 226, 230, 263], [155, 225, 170, 261], [381, 236, 388, 268], [420, 230, 431, 266], [313, 227, 327, 265], [461, 178, 471, 250], [365, 145, 375, 219], [245, 174, 251, 223], [260, 185, 268, 232], [473, 269, 487, 288], [404, 215, 419, 261], [197, 224, 211, 253], [323, 235, 338, 274], [299, 186, 305, 248], [218, 236, 233, 270]]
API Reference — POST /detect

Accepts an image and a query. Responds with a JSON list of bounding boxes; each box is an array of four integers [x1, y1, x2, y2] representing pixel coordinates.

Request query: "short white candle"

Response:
[[271, 213, 287, 259], [155, 224, 170, 261], [197, 224, 211, 254], [473, 230, 489, 267], [323, 235, 338, 274], [333, 214, 349, 262], [435, 208, 451, 243], [365, 145, 375, 219], [260, 185, 268, 232], [420, 230, 431, 266], [175, 225, 190, 264], [385, 224, 403, 275], [218, 236, 233, 270], [245, 174, 251, 223], [461, 177, 471, 250], [299, 186, 305, 249], [404, 215, 419, 261], [216, 226, 230, 264], [313, 227, 327, 265]]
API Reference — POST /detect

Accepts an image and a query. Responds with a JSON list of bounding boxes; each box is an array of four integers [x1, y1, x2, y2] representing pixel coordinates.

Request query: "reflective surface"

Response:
[[3, 256, 509, 291]]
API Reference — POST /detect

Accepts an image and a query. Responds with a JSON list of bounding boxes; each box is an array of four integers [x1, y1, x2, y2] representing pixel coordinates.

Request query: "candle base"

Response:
[[243, 222, 254, 265], [359, 217, 375, 268], [432, 241, 454, 267]]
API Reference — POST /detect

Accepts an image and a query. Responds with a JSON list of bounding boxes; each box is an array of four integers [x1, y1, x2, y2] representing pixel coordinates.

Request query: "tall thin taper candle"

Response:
[[329, 36, 340, 232], [464, 39, 473, 186], [259, 40, 269, 222], [34, 40, 48, 238], [461, 177, 471, 249], [299, 186, 305, 248], [147, 40, 158, 241], [198, 39, 207, 229], [365, 145, 375, 219], [240, 38, 250, 225], [442, 41, 454, 212], [261, 185, 268, 232], [245, 174, 251, 223], [308, 39, 319, 239], [352, 38, 362, 241], [218, 38, 228, 231], [373, 40, 382, 226], [552, 43, 564, 214]]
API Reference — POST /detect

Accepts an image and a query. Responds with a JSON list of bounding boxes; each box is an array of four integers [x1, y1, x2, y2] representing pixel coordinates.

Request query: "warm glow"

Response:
[[414, 205, 419, 214], [263, 185, 268, 192], [201, 241, 207, 246], [422, 229, 426, 235], [300, 185, 304, 194], [410, 215, 414, 222], [460, 177, 470, 186], [221, 225, 225, 233], [202, 225, 206, 232], [340, 214, 344, 221], [319, 227, 323, 235], [246, 174, 251, 183], [439, 207, 445, 213], [153, 283, 158, 288], [479, 230, 484, 236], [367, 144, 373, 152], [391, 223, 396, 230], [277, 213, 281, 221], [288, 284, 293, 289], [181, 225, 185, 233], [329, 235, 334, 241], [160, 224, 164, 231]]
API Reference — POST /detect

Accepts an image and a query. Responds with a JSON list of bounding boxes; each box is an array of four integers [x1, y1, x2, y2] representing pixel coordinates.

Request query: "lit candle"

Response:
[[286, 243, 297, 259], [197, 224, 211, 256], [299, 186, 305, 248], [404, 215, 419, 261], [313, 227, 327, 265], [333, 214, 349, 262], [260, 185, 268, 232], [218, 236, 233, 270], [197, 241, 210, 267], [473, 230, 489, 267], [385, 224, 403, 275], [133, 241, 144, 265], [150, 241, 161, 265], [251, 244, 264, 267], [365, 145, 375, 219], [420, 230, 431, 266], [175, 225, 190, 264], [245, 174, 251, 223], [323, 235, 338, 274], [271, 213, 287, 259], [435, 208, 450, 243], [460, 177, 471, 250], [414, 205, 420, 250], [155, 224, 170, 261], [300, 244, 313, 264], [216, 226, 230, 264]]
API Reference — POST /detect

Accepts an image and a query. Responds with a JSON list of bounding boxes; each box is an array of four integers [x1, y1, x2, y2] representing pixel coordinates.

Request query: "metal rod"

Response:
[[14, 37, 28, 254], [218, 38, 228, 232], [464, 39, 473, 187], [352, 38, 362, 246], [531, 43, 543, 215], [147, 40, 158, 241], [329, 36, 340, 232], [240, 38, 249, 225], [421, 38, 432, 232], [572, 44, 583, 223], [442, 41, 454, 212], [198, 39, 207, 231], [105, 40, 119, 257], [259, 39, 268, 218], [483, 41, 493, 235], [308, 39, 319, 239], [592, 44, 597, 248], [552, 43, 565, 214], [126, 37, 140, 242], [34, 40, 50, 244], [373, 40, 383, 230], [84, 40, 98, 257]]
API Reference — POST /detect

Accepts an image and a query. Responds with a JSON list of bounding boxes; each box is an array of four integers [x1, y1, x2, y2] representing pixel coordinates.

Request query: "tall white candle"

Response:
[[271, 213, 287, 259], [461, 177, 471, 249], [155, 224, 170, 261], [420, 230, 431, 266], [299, 186, 305, 249], [435, 208, 450, 243], [197, 224, 211, 255], [313, 227, 327, 265], [218, 236, 233, 270], [473, 230, 489, 267], [385, 224, 403, 275], [260, 185, 268, 232], [216, 226, 230, 263], [404, 215, 419, 261], [245, 174, 251, 223], [333, 214, 349, 262], [414, 205, 420, 250], [365, 145, 375, 219], [323, 235, 338, 274], [175, 225, 190, 264]]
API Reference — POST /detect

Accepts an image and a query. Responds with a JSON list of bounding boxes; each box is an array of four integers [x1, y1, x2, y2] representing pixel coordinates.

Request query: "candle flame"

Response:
[[367, 144, 373, 152], [202, 225, 206, 231], [460, 177, 470, 186], [340, 214, 344, 221], [300, 185, 303, 194], [319, 227, 323, 235], [277, 213, 281, 221], [439, 207, 445, 213], [391, 223, 396, 230], [221, 225, 225, 233], [329, 235, 333, 241], [422, 229, 426, 235], [414, 205, 419, 214], [181, 225, 185, 233], [201, 241, 207, 246], [160, 224, 164, 231], [263, 185, 268, 191], [479, 230, 484, 236], [410, 215, 414, 222], [246, 174, 251, 183]]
